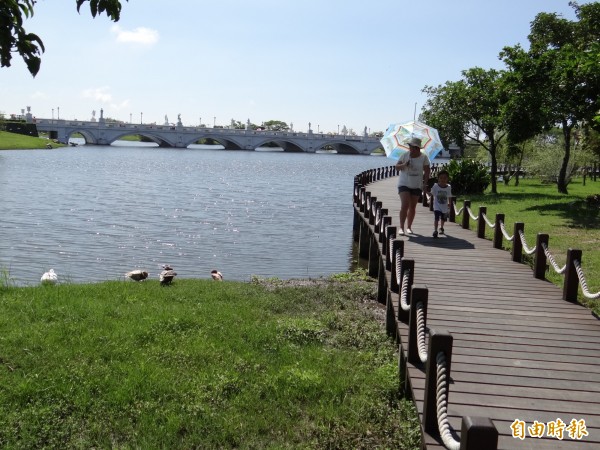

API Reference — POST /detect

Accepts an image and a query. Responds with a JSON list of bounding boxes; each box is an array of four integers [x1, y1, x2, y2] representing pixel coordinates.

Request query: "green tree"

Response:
[[262, 120, 289, 131], [422, 67, 508, 194], [1, 0, 125, 77], [500, 1, 600, 193]]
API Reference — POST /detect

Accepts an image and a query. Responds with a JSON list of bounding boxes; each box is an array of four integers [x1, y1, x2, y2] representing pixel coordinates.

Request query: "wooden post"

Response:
[[512, 222, 524, 263], [369, 198, 380, 225], [368, 235, 379, 278], [397, 258, 414, 323], [449, 197, 457, 223], [534, 233, 549, 280], [358, 221, 369, 259], [460, 417, 498, 450], [407, 285, 428, 367], [385, 226, 397, 271], [378, 258, 387, 305], [461, 200, 471, 230], [563, 249, 582, 303], [423, 329, 453, 434], [385, 287, 397, 339], [493, 213, 504, 249], [390, 239, 404, 294], [379, 214, 391, 243], [477, 206, 486, 239], [352, 208, 360, 241]]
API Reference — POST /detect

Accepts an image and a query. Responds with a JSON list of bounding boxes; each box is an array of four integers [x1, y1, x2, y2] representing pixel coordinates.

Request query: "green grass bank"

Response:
[[0, 130, 65, 150], [0, 275, 420, 449]]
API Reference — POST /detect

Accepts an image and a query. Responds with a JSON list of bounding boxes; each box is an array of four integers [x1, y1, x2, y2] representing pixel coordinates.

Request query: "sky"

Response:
[[0, 0, 583, 134]]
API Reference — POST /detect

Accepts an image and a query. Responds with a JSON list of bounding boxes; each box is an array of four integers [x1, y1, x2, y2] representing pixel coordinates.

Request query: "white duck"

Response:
[[211, 270, 223, 281], [41, 269, 58, 284], [125, 270, 149, 281]]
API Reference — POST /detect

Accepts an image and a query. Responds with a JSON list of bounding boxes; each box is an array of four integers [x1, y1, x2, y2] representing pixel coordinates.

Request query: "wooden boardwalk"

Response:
[[356, 176, 600, 450]]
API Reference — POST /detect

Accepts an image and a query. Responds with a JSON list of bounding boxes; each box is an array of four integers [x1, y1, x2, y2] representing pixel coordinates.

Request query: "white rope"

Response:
[[416, 302, 428, 363], [481, 212, 496, 229], [499, 221, 514, 241], [395, 252, 402, 286], [575, 260, 600, 299], [389, 235, 395, 261], [465, 205, 479, 221], [375, 209, 382, 227], [518, 230, 537, 255], [400, 269, 411, 312], [453, 203, 464, 216], [436, 352, 461, 450], [542, 243, 567, 274]]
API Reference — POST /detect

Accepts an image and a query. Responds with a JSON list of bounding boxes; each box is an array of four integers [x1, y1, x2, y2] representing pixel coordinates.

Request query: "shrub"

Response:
[[446, 159, 490, 195]]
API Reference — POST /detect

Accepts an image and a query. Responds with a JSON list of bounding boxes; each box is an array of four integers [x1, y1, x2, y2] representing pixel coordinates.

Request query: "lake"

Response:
[[0, 142, 391, 285]]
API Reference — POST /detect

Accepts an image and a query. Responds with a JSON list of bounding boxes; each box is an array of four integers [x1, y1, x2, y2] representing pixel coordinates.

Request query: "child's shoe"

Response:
[[440, 227, 445, 234], [433, 230, 438, 238]]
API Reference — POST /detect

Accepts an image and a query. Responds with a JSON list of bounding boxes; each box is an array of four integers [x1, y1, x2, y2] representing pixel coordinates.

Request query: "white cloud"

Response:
[[111, 25, 159, 45], [82, 86, 113, 103]]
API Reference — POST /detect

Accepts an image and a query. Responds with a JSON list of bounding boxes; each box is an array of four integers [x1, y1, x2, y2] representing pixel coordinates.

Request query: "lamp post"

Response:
[[199, 116, 202, 126], [317, 124, 320, 133], [130, 113, 132, 124], [57, 107, 60, 120], [213, 116, 216, 127], [52, 108, 54, 120], [337, 124, 339, 134], [140, 112, 143, 124]]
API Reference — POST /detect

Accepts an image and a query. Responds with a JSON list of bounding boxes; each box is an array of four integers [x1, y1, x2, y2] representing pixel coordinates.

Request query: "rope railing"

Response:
[[481, 212, 496, 228], [499, 220, 514, 241], [575, 260, 600, 300], [518, 230, 537, 255], [453, 201, 464, 216], [465, 205, 479, 221], [416, 302, 428, 363], [542, 242, 567, 274], [436, 351, 461, 450]]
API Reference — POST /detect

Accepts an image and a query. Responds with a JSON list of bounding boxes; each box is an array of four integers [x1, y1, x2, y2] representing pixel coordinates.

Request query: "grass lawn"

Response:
[[0, 131, 65, 150], [0, 274, 420, 449], [455, 176, 600, 313]]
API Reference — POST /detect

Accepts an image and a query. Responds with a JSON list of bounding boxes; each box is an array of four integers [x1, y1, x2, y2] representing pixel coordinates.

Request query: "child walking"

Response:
[[431, 170, 452, 238]]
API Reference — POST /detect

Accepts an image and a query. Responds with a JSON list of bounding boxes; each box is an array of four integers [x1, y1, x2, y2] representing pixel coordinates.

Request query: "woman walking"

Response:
[[395, 137, 431, 235]]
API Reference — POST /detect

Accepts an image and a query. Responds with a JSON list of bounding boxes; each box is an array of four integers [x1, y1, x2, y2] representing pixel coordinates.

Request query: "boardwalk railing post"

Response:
[[563, 249, 582, 303], [462, 200, 471, 230], [407, 285, 427, 367], [358, 220, 370, 259], [379, 214, 391, 243], [534, 233, 549, 280], [378, 258, 387, 306], [390, 239, 404, 293], [385, 226, 397, 271], [370, 200, 381, 226], [477, 206, 486, 239], [361, 190, 369, 214], [423, 329, 453, 434], [512, 222, 524, 263], [493, 213, 504, 249], [460, 417, 498, 450], [398, 258, 414, 323], [368, 235, 379, 278], [449, 197, 457, 223]]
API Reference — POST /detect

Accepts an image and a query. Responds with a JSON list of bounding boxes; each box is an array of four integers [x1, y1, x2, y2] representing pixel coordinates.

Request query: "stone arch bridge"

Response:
[[35, 119, 384, 155]]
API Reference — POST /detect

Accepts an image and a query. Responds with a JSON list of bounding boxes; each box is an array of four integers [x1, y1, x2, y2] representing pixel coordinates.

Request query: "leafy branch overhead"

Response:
[[0, 0, 126, 77]]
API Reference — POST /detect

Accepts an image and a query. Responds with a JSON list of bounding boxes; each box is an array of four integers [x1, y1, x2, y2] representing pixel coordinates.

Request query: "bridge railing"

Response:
[[35, 119, 381, 141]]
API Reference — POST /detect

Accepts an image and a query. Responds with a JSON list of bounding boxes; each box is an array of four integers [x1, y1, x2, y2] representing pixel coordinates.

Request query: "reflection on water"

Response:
[[0, 143, 390, 285]]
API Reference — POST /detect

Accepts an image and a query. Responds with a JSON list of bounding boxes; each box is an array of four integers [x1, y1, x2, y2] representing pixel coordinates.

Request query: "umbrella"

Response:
[[380, 120, 444, 162]]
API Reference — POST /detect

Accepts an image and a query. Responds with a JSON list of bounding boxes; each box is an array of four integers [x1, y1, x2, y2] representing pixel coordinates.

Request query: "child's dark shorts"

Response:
[[434, 210, 448, 222]]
